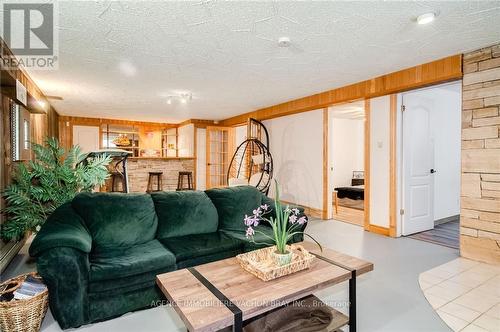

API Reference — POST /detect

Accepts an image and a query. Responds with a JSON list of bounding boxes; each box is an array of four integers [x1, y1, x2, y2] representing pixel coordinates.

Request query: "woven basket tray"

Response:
[[0, 272, 49, 332], [237, 244, 315, 281]]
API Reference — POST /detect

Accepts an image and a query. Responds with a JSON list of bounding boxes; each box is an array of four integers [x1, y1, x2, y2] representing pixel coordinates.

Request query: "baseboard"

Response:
[[435, 215, 460, 226], [281, 200, 324, 219], [368, 224, 390, 236], [0, 237, 27, 274]]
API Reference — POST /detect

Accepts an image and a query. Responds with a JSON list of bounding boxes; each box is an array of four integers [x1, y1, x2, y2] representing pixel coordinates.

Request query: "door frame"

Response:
[[397, 81, 462, 236], [324, 101, 371, 229], [205, 125, 234, 189], [325, 96, 397, 236]]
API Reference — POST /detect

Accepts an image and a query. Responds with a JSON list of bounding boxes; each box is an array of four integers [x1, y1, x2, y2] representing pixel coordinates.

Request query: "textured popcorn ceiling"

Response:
[[27, 1, 500, 123]]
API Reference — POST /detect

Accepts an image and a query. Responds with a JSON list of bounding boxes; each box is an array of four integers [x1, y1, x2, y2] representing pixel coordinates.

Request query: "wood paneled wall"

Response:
[[1, 38, 59, 244], [1, 38, 48, 113], [221, 55, 462, 126]]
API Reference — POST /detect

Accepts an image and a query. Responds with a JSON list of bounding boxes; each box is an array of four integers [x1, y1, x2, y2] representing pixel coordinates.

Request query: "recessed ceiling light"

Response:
[[417, 12, 436, 25], [180, 97, 187, 104]]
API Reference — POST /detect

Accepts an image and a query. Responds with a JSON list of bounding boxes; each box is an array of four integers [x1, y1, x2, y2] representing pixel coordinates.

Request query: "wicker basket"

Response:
[[0, 272, 49, 332], [237, 244, 315, 281]]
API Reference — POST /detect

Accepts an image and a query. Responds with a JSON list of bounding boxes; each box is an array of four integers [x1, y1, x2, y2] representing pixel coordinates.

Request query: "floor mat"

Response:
[[408, 220, 459, 249]]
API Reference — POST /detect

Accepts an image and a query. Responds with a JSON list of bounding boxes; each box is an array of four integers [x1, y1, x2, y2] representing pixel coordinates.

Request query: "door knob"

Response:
[[430, 169, 436, 174]]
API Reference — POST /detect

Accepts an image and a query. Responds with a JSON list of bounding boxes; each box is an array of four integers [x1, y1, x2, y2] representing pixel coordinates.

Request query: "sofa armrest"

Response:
[[29, 202, 92, 257], [37, 247, 90, 329]]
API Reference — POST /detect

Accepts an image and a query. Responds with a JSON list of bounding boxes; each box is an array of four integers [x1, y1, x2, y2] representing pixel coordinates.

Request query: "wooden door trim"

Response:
[[193, 127, 197, 190], [364, 99, 371, 231], [389, 94, 398, 237], [205, 126, 235, 189], [322, 108, 329, 220]]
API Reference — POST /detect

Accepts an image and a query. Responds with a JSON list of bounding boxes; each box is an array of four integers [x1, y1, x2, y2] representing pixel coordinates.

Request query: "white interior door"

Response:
[[402, 94, 435, 235], [73, 125, 100, 153]]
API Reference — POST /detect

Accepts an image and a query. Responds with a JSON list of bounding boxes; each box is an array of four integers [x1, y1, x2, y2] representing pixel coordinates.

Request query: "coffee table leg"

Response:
[[233, 311, 242, 332], [349, 270, 356, 332]]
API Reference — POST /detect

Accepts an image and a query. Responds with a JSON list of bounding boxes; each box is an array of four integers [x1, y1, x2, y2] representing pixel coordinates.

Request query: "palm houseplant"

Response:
[[243, 181, 321, 266], [1, 137, 111, 241]]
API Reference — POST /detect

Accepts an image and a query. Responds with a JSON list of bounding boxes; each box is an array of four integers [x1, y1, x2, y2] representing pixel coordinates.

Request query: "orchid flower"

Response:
[[245, 226, 255, 238], [242, 180, 322, 254]]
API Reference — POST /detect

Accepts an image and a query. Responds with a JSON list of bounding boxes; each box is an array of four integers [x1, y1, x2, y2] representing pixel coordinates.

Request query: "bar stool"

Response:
[[110, 172, 126, 193], [147, 172, 163, 192], [176, 171, 194, 191]]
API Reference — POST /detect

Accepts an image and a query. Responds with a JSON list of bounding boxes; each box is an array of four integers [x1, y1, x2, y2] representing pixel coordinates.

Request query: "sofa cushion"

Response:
[[72, 192, 158, 250], [150, 191, 218, 239], [159, 232, 243, 262], [89, 240, 175, 282], [221, 227, 276, 252], [205, 186, 262, 232]]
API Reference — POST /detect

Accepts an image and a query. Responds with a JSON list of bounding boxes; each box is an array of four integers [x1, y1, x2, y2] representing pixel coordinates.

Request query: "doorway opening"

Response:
[[399, 82, 461, 248], [329, 101, 366, 226]]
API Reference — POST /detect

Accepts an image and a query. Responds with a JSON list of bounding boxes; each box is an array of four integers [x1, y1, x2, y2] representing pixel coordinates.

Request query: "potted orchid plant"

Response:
[[244, 181, 322, 266]]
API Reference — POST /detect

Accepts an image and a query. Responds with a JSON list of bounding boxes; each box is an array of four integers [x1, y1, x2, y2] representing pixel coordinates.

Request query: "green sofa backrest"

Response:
[[150, 191, 218, 239], [205, 186, 262, 232], [72, 192, 158, 251]]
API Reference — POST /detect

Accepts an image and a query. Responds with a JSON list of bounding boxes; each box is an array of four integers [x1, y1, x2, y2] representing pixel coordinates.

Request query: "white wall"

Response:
[[330, 117, 364, 188], [263, 110, 323, 210], [178, 124, 194, 157], [370, 96, 391, 228], [432, 84, 461, 220], [235, 125, 247, 147], [401, 83, 461, 221], [196, 128, 206, 190]]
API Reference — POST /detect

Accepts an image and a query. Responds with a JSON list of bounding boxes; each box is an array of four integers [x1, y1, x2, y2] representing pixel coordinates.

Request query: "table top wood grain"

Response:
[[156, 241, 373, 332]]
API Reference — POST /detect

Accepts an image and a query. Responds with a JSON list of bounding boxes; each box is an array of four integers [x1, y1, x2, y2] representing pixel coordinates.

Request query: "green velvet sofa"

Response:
[[29, 186, 307, 329]]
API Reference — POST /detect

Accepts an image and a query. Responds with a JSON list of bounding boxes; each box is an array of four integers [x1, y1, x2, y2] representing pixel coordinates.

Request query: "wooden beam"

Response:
[[389, 94, 397, 237], [364, 100, 371, 231], [220, 55, 463, 126], [177, 119, 216, 128], [322, 108, 328, 220]]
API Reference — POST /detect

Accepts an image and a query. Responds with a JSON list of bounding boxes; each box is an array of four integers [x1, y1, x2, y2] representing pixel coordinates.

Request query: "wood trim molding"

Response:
[[177, 119, 216, 128], [282, 200, 323, 220], [322, 108, 329, 220], [193, 127, 197, 190], [58, 115, 175, 128], [364, 99, 371, 231], [389, 94, 398, 237], [368, 224, 390, 236], [220, 55, 462, 126]]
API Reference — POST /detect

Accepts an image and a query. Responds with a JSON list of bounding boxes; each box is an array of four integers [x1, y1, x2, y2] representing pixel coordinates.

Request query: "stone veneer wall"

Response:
[[107, 158, 195, 193], [461, 43, 500, 264]]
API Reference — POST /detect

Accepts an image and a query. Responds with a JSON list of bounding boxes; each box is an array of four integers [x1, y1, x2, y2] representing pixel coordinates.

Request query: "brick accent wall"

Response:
[[461, 43, 500, 264], [106, 158, 195, 193]]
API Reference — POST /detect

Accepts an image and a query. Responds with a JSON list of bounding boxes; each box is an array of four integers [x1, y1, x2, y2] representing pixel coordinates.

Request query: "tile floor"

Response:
[[4, 219, 461, 331], [420, 257, 500, 332]]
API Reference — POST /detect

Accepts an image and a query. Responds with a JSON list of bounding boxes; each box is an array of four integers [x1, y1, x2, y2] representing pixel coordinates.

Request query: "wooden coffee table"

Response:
[[156, 242, 373, 332]]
